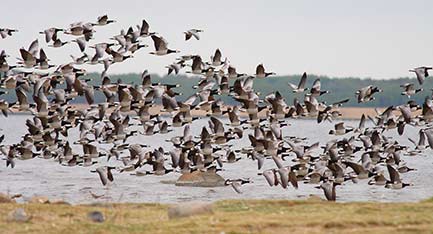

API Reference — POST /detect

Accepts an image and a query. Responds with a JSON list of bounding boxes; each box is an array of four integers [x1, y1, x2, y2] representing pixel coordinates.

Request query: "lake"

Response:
[[0, 114, 431, 204]]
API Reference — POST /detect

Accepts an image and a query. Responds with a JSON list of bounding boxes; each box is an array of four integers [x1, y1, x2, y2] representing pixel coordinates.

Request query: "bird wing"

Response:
[[141, 19, 150, 35], [28, 39, 39, 56], [311, 78, 321, 91], [19, 49, 33, 61], [98, 15, 108, 24], [191, 31, 200, 40], [151, 35, 162, 51], [288, 171, 298, 189], [44, 28, 54, 43], [387, 164, 401, 183], [213, 49, 222, 62], [425, 130, 433, 148], [76, 37, 86, 52], [278, 167, 289, 189], [288, 82, 298, 90], [414, 68, 425, 85], [358, 114, 366, 129], [39, 48, 48, 61], [263, 170, 275, 186], [255, 64, 264, 75], [344, 161, 367, 175], [419, 130, 426, 146], [272, 155, 284, 169], [298, 72, 307, 89], [230, 182, 243, 194], [96, 167, 108, 186], [16, 88, 28, 106]]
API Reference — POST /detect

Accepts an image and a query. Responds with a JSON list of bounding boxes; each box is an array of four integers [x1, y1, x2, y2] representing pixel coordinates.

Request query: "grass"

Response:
[[1, 199, 433, 233]]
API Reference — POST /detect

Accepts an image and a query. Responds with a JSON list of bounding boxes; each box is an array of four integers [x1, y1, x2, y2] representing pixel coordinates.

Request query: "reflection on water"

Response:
[[0, 114, 432, 204]]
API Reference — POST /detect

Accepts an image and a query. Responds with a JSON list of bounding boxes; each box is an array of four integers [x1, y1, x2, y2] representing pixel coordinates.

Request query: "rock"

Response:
[[8, 208, 30, 222], [168, 202, 213, 219], [50, 199, 71, 205], [307, 194, 323, 201], [29, 196, 50, 204], [160, 180, 177, 185], [175, 171, 225, 187], [0, 193, 15, 203], [87, 211, 105, 223]]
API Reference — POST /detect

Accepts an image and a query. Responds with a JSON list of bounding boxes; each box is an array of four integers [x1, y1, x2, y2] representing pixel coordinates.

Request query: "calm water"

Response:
[[0, 114, 432, 204]]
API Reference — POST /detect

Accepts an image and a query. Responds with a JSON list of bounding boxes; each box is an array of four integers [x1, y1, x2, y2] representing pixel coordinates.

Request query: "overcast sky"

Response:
[[1, 0, 432, 79]]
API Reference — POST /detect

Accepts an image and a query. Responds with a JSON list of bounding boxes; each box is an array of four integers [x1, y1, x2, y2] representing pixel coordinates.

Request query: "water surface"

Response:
[[0, 115, 431, 204]]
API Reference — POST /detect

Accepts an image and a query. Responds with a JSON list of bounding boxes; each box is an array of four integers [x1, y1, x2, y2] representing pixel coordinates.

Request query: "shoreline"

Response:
[[2, 198, 433, 233], [8, 106, 389, 120]]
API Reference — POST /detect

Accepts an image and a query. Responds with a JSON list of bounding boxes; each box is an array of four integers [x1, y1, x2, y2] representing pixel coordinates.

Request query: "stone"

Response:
[[160, 180, 177, 185], [87, 211, 105, 223], [168, 202, 213, 219], [8, 208, 30, 222], [307, 194, 323, 201], [29, 196, 50, 204], [50, 199, 71, 205], [0, 193, 15, 203], [175, 171, 225, 187]]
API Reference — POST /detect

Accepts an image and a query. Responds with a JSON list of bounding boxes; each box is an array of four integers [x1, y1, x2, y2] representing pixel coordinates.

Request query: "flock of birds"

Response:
[[1, 16, 433, 202]]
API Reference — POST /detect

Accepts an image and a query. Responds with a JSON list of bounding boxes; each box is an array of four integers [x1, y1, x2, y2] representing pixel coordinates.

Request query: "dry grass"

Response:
[[1, 199, 433, 234]]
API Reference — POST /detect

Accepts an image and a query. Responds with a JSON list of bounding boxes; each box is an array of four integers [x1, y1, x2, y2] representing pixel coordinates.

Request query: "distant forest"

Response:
[[8, 73, 433, 107]]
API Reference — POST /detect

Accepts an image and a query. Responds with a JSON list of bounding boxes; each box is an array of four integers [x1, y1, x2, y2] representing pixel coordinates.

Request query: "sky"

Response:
[[1, 0, 433, 79]]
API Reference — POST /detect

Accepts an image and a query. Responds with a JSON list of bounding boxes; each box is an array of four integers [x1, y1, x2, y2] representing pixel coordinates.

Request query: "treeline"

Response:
[[5, 73, 433, 107]]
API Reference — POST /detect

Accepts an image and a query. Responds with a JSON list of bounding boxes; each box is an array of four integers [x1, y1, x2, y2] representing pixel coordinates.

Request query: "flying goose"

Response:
[[150, 35, 179, 56], [398, 165, 416, 173], [288, 72, 308, 93], [40, 28, 64, 43], [343, 161, 372, 179], [184, 29, 203, 41], [227, 65, 246, 79], [408, 129, 426, 151], [94, 15, 116, 26], [107, 50, 133, 63], [92, 166, 115, 186], [400, 83, 422, 98], [37, 49, 55, 69], [329, 122, 353, 135], [64, 22, 94, 39], [18, 49, 37, 68], [368, 172, 387, 186], [410, 66, 432, 85], [71, 37, 87, 52], [165, 61, 184, 75], [356, 85, 382, 103], [4, 146, 16, 168], [209, 49, 226, 66], [151, 158, 173, 175], [310, 78, 329, 97], [317, 180, 338, 201], [0, 28, 18, 39], [385, 164, 411, 189], [224, 178, 252, 194], [187, 55, 204, 74], [139, 19, 155, 37], [255, 64, 275, 78], [49, 37, 69, 48]]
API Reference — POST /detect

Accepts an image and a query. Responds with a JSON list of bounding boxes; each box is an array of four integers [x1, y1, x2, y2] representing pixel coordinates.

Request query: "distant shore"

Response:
[[9, 105, 386, 120], [32, 104, 385, 120]]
